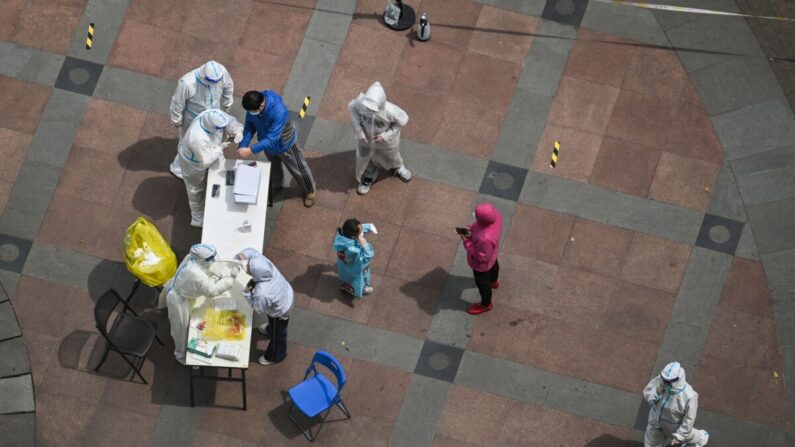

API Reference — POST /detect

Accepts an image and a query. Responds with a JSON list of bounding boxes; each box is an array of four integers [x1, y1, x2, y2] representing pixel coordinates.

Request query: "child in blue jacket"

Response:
[[333, 218, 376, 299]]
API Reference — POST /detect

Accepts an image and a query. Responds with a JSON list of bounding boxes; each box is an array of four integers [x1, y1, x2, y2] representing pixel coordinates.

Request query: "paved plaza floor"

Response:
[[1, 0, 794, 446]]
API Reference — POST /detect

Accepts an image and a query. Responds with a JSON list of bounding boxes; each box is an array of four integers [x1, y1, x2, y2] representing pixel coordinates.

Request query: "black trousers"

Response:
[[472, 259, 499, 306], [264, 315, 289, 362]]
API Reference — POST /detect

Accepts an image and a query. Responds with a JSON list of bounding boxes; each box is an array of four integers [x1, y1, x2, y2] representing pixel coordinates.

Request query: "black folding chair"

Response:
[[94, 289, 161, 384]]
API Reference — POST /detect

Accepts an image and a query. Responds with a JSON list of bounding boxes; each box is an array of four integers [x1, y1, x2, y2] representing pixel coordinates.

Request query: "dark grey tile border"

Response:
[[54, 56, 104, 97], [580, 0, 669, 47], [690, 56, 785, 117], [93, 67, 177, 113], [0, 337, 31, 378], [0, 270, 18, 303], [694, 213, 744, 255], [541, 0, 589, 28], [479, 160, 528, 201], [0, 412, 35, 447], [0, 302, 23, 342], [731, 144, 795, 207], [388, 375, 451, 447], [25, 90, 90, 168], [0, 234, 33, 275], [0, 161, 62, 241], [413, 340, 465, 383], [711, 97, 795, 161], [0, 374, 34, 414], [282, 38, 343, 117], [0, 41, 64, 87], [746, 196, 795, 254]]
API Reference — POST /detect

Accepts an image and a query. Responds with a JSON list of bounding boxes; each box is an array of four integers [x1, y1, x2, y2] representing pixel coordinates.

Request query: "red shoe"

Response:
[[467, 303, 493, 315], [490, 280, 500, 289]]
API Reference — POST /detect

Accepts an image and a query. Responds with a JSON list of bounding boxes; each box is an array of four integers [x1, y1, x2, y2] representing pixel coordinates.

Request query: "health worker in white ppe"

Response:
[[176, 109, 243, 228], [169, 60, 234, 178], [163, 244, 237, 364], [643, 362, 709, 447]]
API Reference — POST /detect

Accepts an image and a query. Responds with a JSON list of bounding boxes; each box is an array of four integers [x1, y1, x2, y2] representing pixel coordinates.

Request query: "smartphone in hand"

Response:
[[455, 226, 471, 237]]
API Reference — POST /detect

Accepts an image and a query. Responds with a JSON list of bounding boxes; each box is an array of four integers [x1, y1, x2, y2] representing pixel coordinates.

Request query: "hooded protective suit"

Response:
[[348, 81, 409, 182], [333, 224, 375, 298], [177, 109, 243, 227], [236, 248, 293, 318], [169, 61, 234, 177], [164, 244, 234, 364], [464, 203, 503, 272], [643, 362, 709, 447]]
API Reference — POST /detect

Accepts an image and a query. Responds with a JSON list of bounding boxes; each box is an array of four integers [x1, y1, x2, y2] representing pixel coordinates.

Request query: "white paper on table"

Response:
[[233, 163, 260, 204]]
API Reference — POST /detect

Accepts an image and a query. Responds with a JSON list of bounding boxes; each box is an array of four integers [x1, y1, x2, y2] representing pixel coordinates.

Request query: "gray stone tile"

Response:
[[94, 67, 176, 113], [712, 98, 795, 160], [581, 0, 670, 47], [400, 140, 489, 192], [426, 275, 479, 348], [544, 372, 640, 428], [667, 247, 732, 329], [316, 0, 357, 15], [0, 41, 64, 87], [735, 225, 759, 260], [413, 340, 464, 383], [694, 214, 744, 255], [147, 404, 204, 447], [0, 41, 30, 78], [26, 89, 89, 168], [731, 144, 795, 206], [54, 57, 104, 97], [0, 412, 35, 447], [0, 337, 30, 378], [665, 15, 763, 72], [491, 90, 554, 168], [0, 302, 22, 342], [516, 34, 572, 96], [706, 162, 747, 222], [282, 38, 343, 116], [651, 0, 740, 31], [263, 198, 283, 248], [541, 0, 589, 28], [651, 320, 710, 381], [456, 351, 552, 405], [746, 197, 795, 253], [304, 8, 353, 46], [305, 117, 357, 156], [479, 160, 528, 201], [0, 161, 62, 240], [691, 56, 784, 116], [0, 374, 34, 413], [21, 243, 127, 292], [471, 0, 546, 16], [388, 375, 451, 447], [698, 410, 789, 447], [760, 248, 795, 298], [68, 0, 132, 65], [520, 171, 703, 245], [0, 234, 32, 274], [535, 16, 579, 39], [289, 307, 424, 372], [0, 271, 19, 303]]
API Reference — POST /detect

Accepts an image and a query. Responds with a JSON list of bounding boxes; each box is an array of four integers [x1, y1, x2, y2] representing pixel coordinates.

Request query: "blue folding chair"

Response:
[[287, 350, 351, 441]]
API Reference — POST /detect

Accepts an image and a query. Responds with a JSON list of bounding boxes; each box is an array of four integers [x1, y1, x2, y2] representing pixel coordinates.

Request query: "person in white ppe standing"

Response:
[[177, 109, 243, 228], [234, 248, 293, 365], [163, 244, 236, 364], [643, 362, 710, 447], [348, 81, 411, 195], [169, 60, 234, 179]]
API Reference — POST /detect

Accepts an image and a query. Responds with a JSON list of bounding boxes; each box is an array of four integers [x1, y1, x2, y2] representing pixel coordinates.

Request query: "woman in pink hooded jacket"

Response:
[[461, 203, 503, 315]]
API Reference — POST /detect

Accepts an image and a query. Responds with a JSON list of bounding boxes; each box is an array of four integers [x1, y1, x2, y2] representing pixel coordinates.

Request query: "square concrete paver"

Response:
[[0, 76, 51, 135], [548, 76, 620, 135], [605, 89, 678, 151], [649, 151, 720, 211], [10, 1, 86, 54], [720, 257, 772, 318], [560, 218, 634, 278], [74, 99, 147, 156], [589, 137, 661, 197], [403, 178, 478, 240], [414, 340, 465, 383], [531, 123, 603, 183], [503, 204, 575, 264], [565, 30, 636, 89], [0, 129, 33, 184], [108, 19, 179, 78], [240, 0, 315, 60], [695, 213, 745, 255], [386, 229, 458, 289], [541, 0, 589, 27], [620, 232, 692, 293], [417, 0, 482, 51], [479, 160, 527, 201], [268, 201, 342, 262], [468, 6, 538, 64]]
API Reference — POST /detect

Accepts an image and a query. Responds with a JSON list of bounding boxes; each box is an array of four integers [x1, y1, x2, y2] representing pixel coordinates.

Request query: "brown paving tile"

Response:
[[303, 151, 354, 211], [77, 405, 158, 447], [0, 0, 26, 41], [468, 5, 538, 63], [337, 24, 407, 79], [22, 329, 58, 389], [35, 393, 98, 447], [403, 178, 477, 240], [0, 76, 51, 134], [114, 156, 181, 219], [703, 306, 782, 371], [182, 0, 252, 44], [450, 51, 521, 110], [437, 385, 512, 446], [648, 151, 720, 211], [13, 2, 84, 54], [432, 96, 505, 158], [386, 229, 458, 289], [531, 123, 603, 182], [192, 431, 259, 447], [126, 0, 195, 29], [548, 76, 620, 135], [561, 219, 634, 278], [565, 30, 637, 88], [161, 33, 234, 81], [623, 47, 687, 100], [363, 220, 401, 275], [747, 367, 790, 429], [312, 413, 393, 446], [665, 98, 724, 164], [108, 19, 179, 76], [38, 345, 109, 403], [557, 417, 632, 446], [548, 266, 618, 325], [417, 0, 482, 50], [38, 193, 114, 259], [56, 145, 126, 207], [589, 136, 662, 197], [134, 111, 181, 167], [342, 359, 412, 422], [600, 281, 675, 344], [695, 356, 756, 423], [503, 204, 575, 264], [352, 0, 389, 30], [680, 79, 703, 107], [389, 82, 447, 144], [75, 99, 147, 155], [433, 434, 480, 447], [309, 269, 378, 323], [240, 0, 315, 60], [344, 175, 414, 226], [264, 247, 328, 310], [99, 349, 174, 418], [0, 128, 32, 182], [229, 46, 293, 95], [721, 258, 772, 318], [318, 62, 395, 123], [394, 41, 465, 94], [0, 180, 12, 217], [468, 304, 541, 364], [620, 232, 691, 293], [605, 89, 677, 150], [496, 252, 558, 312], [10, 275, 88, 338], [367, 276, 439, 338], [269, 201, 342, 261]]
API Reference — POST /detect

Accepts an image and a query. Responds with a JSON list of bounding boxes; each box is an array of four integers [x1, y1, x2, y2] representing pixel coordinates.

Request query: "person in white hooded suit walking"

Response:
[[348, 81, 411, 195], [643, 362, 709, 447]]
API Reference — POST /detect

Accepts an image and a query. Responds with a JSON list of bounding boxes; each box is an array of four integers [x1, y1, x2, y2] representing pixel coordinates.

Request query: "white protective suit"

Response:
[[169, 61, 234, 177], [164, 244, 235, 364], [177, 109, 243, 227], [236, 248, 293, 318], [643, 362, 709, 447], [348, 81, 409, 182]]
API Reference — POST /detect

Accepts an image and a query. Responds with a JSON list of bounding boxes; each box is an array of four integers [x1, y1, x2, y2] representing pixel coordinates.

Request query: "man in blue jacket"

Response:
[[238, 90, 317, 207]]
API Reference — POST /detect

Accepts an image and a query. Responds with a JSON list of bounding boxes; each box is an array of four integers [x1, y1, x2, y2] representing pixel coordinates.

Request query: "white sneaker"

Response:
[[257, 323, 269, 336], [357, 178, 374, 195], [258, 355, 276, 365], [395, 165, 411, 182], [169, 162, 183, 179], [190, 218, 203, 228], [363, 286, 373, 295]]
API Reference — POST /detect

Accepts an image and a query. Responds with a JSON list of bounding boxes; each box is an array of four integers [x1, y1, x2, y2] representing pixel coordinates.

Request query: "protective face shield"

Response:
[[661, 362, 682, 390], [200, 61, 223, 84], [199, 110, 229, 134], [190, 244, 217, 264]]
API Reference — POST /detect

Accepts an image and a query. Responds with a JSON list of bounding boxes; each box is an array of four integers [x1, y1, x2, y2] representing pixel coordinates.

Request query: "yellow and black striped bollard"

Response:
[[85, 23, 94, 50], [550, 141, 561, 168], [298, 96, 310, 119]]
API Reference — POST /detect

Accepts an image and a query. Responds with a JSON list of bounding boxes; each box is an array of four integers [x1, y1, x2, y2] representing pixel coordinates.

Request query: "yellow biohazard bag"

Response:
[[202, 308, 246, 341], [123, 217, 177, 287]]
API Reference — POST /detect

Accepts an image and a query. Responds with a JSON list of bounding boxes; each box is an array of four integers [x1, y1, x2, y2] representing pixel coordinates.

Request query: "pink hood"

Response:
[[464, 203, 503, 272]]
